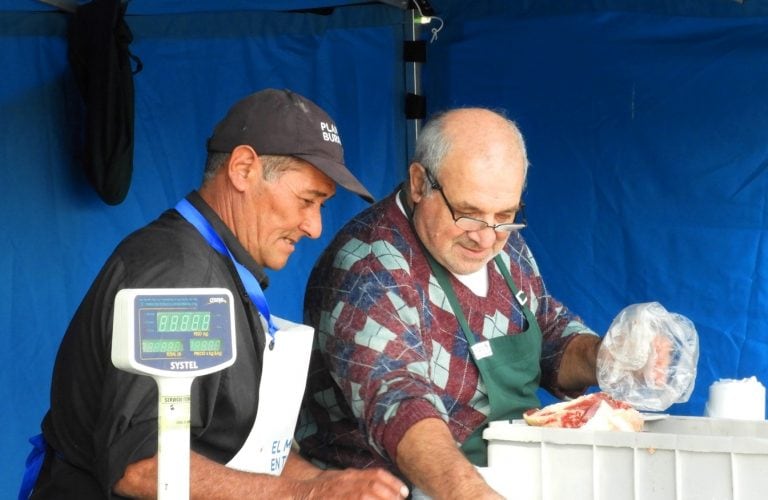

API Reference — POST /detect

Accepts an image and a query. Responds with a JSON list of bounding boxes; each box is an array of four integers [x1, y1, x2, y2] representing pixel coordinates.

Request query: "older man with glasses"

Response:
[[296, 108, 606, 499]]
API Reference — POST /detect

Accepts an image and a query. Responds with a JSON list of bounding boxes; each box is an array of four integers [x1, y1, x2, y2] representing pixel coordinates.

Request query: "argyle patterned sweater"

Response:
[[297, 189, 596, 473]]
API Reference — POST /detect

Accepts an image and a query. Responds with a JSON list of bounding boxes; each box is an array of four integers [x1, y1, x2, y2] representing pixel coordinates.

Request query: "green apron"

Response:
[[427, 253, 542, 466]]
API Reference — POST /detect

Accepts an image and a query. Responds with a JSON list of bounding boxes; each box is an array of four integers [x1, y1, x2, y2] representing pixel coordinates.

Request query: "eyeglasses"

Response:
[[424, 169, 526, 233]]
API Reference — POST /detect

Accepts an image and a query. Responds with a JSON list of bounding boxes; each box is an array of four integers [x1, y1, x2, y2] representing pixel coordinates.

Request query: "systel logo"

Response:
[[209, 297, 227, 304]]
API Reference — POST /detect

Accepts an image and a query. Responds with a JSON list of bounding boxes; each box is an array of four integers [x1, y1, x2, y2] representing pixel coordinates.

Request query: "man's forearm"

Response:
[[114, 451, 303, 499], [395, 417, 502, 500], [115, 450, 408, 499], [281, 449, 323, 480], [557, 333, 601, 390]]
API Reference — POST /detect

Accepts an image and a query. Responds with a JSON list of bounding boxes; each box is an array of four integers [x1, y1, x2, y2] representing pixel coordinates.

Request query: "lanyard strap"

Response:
[[175, 198, 278, 343]]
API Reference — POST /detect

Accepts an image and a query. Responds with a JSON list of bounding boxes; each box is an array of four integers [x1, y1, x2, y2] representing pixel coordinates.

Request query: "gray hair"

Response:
[[203, 152, 231, 182], [411, 108, 529, 194], [202, 152, 297, 184]]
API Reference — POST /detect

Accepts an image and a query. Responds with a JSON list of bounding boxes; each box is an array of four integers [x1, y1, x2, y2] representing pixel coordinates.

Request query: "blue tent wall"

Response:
[[425, 0, 768, 413], [1, 4, 406, 493], [3, 0, 768, 496]]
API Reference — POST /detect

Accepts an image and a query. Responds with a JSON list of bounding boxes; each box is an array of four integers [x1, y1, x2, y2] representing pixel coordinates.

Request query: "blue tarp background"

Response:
[[424, 3, 768, 414], [2, 0, 768, 495]]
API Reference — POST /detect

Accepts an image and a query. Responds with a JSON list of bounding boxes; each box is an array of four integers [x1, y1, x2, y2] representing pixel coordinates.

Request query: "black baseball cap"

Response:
[[207, 88, 374, 203]]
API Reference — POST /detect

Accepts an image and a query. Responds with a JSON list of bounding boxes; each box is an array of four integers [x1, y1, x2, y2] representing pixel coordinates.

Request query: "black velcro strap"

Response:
[[405, 93, 426, 120], [403, 40, 426, 63]]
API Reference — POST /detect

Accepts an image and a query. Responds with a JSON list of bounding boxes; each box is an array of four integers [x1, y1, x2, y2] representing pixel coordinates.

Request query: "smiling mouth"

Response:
[[458, 244, 488, 258]]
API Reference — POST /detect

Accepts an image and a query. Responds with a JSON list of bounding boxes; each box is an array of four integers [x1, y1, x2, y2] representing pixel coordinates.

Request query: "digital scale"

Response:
[[111, 288, 237, 500]]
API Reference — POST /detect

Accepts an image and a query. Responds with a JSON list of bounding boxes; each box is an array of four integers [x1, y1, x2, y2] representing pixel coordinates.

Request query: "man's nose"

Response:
[[299, 210, 323, 239], [465, 225, 498, 247]]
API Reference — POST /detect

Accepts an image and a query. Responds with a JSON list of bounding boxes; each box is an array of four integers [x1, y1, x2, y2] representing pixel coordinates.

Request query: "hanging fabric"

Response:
[[68, 0, 142, 205]]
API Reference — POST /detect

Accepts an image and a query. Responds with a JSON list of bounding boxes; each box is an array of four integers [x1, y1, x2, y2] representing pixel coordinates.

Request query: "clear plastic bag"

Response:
[[597, 302, 699, 411]]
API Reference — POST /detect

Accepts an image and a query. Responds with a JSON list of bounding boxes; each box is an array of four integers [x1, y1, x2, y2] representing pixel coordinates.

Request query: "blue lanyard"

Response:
[[175, 198, 278, 347]]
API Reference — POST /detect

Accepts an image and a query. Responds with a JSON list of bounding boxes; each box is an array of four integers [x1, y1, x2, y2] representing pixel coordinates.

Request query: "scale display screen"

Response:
[[156, 311, 211, 333], [112, 288, 236, 376]]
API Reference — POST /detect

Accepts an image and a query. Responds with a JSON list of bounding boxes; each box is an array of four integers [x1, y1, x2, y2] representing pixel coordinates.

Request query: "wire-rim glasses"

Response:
[[423, 169, 526, 233]]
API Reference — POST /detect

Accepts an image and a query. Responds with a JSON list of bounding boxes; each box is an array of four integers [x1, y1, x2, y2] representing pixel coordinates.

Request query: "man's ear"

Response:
[[409, 162, 426, 203], [227, 145, 260, 192]]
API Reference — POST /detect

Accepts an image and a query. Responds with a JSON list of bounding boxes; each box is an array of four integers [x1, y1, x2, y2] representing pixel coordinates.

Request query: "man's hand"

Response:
[[596, 302, 699, 411], [649, 333, 673, 386]]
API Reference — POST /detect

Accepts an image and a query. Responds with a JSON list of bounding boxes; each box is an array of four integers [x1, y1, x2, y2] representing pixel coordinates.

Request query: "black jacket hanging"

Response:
[[68, 0, 142, 205]]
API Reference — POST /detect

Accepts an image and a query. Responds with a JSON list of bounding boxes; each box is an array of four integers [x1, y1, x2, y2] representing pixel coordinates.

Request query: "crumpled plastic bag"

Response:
[[597, 302, 699, 412]]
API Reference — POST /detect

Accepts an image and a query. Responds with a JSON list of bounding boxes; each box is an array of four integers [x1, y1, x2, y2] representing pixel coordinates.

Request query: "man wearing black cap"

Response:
[[25, 89, 407, 499]]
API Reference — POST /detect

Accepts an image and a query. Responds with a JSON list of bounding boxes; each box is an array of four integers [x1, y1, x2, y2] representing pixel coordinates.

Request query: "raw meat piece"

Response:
[[523, 392, 644, 431]]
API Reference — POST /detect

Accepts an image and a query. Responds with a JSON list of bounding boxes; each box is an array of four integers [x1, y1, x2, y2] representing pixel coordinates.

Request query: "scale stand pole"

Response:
[[156, 377, 194, 500]]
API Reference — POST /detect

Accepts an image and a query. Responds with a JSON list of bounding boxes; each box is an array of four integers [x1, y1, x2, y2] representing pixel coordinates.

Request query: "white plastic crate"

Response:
[[482, 416, 768, 500]]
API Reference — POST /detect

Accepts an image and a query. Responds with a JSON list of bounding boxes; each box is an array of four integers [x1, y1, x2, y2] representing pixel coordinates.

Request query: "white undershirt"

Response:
[[396, 190, 489, 297]]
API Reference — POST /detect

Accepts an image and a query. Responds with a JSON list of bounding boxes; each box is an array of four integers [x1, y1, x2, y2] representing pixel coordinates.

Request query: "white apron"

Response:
[[226, 316, 314, 475]]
